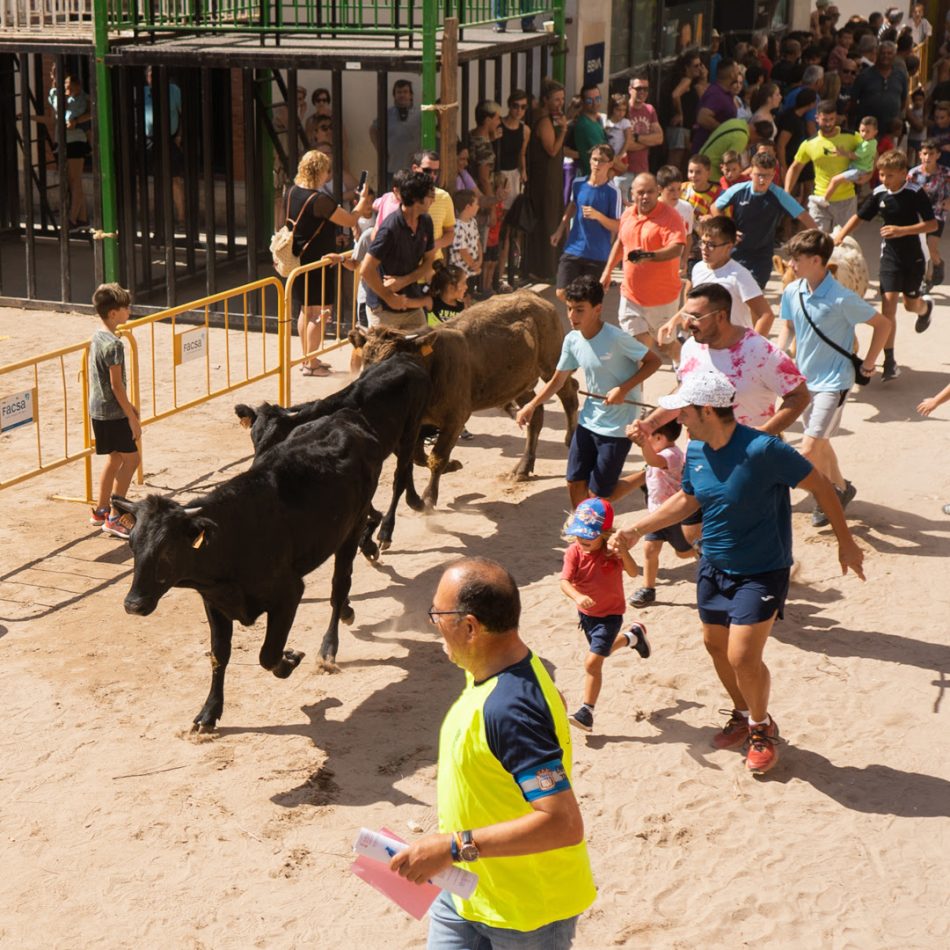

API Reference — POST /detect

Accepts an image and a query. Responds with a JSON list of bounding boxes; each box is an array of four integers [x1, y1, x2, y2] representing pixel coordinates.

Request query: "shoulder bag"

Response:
[[798, 288, 871, 386], [270, 188, 326, 277]]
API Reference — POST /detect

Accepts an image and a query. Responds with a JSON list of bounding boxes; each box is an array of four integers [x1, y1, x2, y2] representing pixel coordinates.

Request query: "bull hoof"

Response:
[[378, 538, 392, 552], [362, 541, 380, 562], [191, 715, 219, 734], [317, 657, 341, 674], [405, 492, 425, 512], [445, 460, 463, 473], [340, 604, 355, 625], [510, 468, 532, 482], [273, 649, 305, 679]]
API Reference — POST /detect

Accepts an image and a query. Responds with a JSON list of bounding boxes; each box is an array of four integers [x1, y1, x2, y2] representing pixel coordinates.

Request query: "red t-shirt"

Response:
[[619, 200, 687, 306], [561, 542, 627, 617]]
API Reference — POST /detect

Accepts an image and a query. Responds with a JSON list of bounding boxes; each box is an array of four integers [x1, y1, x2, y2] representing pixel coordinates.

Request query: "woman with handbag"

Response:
[[286, 150, 372, 376]]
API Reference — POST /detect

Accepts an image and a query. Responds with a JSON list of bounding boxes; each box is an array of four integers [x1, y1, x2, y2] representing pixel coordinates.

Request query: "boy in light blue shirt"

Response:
[[516, 275, 661, 508], [779, 229, 890, 526]]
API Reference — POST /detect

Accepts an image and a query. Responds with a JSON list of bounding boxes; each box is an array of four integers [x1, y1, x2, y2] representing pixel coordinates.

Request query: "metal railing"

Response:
[[0, 0, 94, 34]]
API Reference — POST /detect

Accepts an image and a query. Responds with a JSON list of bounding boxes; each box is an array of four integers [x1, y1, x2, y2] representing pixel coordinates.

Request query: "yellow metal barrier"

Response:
[[283, 252, 360, 405], [0, 339, 94, 498]]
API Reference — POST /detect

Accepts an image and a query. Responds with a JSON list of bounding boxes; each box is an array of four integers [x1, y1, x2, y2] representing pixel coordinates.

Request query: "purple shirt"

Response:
[[692, 82, 738, 152]]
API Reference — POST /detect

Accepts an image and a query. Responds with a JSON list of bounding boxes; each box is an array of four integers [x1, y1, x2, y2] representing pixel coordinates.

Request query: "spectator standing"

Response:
[[550, 143, 623, 301], [369, 79, 421, 187], [450, 189, 483, 286], [908, 139, 950, 287], [776, 88, 819, 201], [692, 60, 740, 153], [927, 101, 950, 169], [785, 99, 862, 233], [771, 39, 803, 92], [835, 149, 937, 379], [668, 51, 708, 173], [491, 0, 537, 33], [360, 170, 437, 330], [455, 141, 479, 192], [779, 229, 889, 525], [715, 151, 817, 289], [409, 150, 455, 261], [850, 41, 908, 136], [604, 93, 634, 196], [560, 498, 648, 734], [680, 154, 722, 273], [469, 99, 503, 197], [625, 75, 663, 180], [909, 3, 932, 47], [516, 276, 660, 508], [827, 26, 855, 73], [498, 90, 530, 207], [144, 66, 184, 225], [524, 80, 568, 280], [45, 72, 91, 233], [781, 64, 824, 138], [611, 370, 865, 775], [392, 557, 596, 946], [571, 84, 609, 180], [656, 164, 694, 272], [287, 150, 373, 376], [750, 82, 783, 140], [854, 33, 879, 71], [603, 173, 687, 361]]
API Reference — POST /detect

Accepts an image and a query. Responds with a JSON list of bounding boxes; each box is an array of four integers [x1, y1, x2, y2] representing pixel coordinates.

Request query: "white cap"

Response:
[[658, 371, 736, 410]]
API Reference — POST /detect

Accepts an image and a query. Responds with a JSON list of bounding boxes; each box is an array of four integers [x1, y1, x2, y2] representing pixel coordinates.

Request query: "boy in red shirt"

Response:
[[560, 497, 649, 733]]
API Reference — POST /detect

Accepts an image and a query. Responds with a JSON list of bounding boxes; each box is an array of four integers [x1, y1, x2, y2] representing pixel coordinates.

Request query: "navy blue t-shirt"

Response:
[[714, 182, 804, 267], [681, 424, 812, 575], [366, 208, 434, 309]]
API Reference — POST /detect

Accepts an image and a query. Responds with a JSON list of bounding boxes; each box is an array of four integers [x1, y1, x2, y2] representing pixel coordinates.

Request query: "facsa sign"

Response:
[[0, 388, 37, 433], [174, 326, 207, 366]]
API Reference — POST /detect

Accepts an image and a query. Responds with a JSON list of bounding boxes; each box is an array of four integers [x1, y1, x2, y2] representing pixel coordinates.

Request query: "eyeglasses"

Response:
[[631, 86, 649, 92], [590, 156, 611, 164], [510, 102, 527, 110], [584, 95, 602, 103], [685, 308, 725, 321], [422, 167, 440, 177], [698, 240, 730, 249], [427, 608, 466, 625]]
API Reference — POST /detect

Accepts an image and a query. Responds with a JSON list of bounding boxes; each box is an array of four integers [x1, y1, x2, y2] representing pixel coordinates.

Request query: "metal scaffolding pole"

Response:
[[94, 0, 119, 279]]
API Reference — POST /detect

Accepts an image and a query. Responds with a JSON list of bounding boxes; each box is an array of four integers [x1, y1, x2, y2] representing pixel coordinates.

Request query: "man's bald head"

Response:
[[441, 557, 520, 634]]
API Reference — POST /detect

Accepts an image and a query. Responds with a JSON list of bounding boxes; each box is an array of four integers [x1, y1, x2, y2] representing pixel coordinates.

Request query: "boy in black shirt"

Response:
[[835, 149, 937, 380]]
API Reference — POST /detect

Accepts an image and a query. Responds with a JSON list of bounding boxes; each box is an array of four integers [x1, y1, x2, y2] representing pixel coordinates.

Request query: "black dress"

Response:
[[286, 184, 339, 313]]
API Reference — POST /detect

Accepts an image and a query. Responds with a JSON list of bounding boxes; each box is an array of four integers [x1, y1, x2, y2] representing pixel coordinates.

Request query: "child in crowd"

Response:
[[426, 262, 469, 326], [907, 89, 927, 165], [560, 497, 649, 734], [627, 420, 696, 606], [908, 138, 950, 287], [88, 283, 140, 540], [450, 189, 482, 295], [656, 164, 694, 277], [753, 140, 783, 185], [480, 172, 510, 295], [927, 100, 950, 168], [836, 148, 937, 380], [681, 154, 722, 271], [604, 92, 633, 200], [822, 116, 878, 203], [719, 150, 748, 190]]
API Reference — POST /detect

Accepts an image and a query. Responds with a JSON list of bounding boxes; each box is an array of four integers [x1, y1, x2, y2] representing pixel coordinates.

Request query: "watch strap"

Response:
[[450, 833, 461, 862]]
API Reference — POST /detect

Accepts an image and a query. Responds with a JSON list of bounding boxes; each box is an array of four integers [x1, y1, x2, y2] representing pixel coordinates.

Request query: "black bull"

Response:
[[116, 408, 386, 731]]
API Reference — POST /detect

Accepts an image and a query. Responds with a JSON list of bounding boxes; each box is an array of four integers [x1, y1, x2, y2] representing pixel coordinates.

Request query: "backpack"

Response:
[[270, 188, 325, 277]]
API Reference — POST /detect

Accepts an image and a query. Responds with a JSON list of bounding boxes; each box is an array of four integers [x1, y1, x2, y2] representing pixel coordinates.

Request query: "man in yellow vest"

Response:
[[391, 556, 596, 947]]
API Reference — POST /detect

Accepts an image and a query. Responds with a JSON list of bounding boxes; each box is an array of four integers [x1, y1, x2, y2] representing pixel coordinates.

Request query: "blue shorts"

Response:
[[566, 425, 632, 497], [696, 558, 790, 627], [645, 522, 693, 552], [578, 612, 624, 657]]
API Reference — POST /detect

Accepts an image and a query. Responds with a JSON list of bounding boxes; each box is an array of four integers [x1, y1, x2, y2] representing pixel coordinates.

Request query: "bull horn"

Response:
[[183, 507, 203, 515]]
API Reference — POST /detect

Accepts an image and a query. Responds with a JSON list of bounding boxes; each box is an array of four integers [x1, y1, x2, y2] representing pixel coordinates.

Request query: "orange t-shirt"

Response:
[[619, 201, 687, 306]]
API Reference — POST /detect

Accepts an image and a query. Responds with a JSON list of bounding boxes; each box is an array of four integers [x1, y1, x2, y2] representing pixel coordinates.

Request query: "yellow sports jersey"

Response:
[[794, 131, 862, 199]]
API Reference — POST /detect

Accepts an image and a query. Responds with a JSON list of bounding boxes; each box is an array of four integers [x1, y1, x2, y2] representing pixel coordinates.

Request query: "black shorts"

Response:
[[645, 522, 693, 553], [566, 425, 632, 497], [696, 558, 790, 627], [65, 140, 90, 160], [556, 253, 606, 290], [483, 243, 500, 262], [92, 416, 137, 455], [578, 613, 624, 657], [879, 251, 925, 297]]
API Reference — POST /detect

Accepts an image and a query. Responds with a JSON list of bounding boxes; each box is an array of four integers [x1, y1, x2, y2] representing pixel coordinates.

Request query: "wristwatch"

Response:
[[458, 830, 480, 862]]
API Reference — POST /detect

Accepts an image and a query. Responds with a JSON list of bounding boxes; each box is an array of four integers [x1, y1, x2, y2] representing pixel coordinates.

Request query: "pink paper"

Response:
[[350, 827, 441, 920]]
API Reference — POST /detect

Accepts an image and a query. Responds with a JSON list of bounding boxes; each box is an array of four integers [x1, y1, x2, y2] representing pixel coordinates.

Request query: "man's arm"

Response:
[[434, 225, 455, 253], [696, 106, 720, 131], [760, 380, 810, 435], [360, 252, 413, 310], [515, 369, 573, 427], [390, 788, 584, 884], [608, 490, 702, 552], [749, 294, 776, 337], [604, 351, 662, 405], [600, 234, 624, 288], [796, 468, 866, 579], [784, 159, 806, 195], [551, 201, 576, 246], [796, 209, 819, 231], [384, 248, 438, 291]]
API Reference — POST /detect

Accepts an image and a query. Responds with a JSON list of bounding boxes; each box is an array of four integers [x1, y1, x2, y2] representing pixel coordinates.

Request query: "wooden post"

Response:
[[440, 17, 459, 195]]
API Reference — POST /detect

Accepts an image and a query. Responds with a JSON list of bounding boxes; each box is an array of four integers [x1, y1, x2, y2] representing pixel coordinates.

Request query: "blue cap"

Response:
[[564, 497, 614, 541]]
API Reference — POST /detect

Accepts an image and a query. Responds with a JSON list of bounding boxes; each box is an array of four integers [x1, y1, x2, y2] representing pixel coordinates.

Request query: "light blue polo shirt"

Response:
[[778, 273, 875, 391], [556, 322, 649, 437]]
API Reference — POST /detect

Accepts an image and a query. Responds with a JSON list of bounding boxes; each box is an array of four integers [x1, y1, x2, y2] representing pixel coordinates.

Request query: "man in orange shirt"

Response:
[[602, 173, 687, 362]]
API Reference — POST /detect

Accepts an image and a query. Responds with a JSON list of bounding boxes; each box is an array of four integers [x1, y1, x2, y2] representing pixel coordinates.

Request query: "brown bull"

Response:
[[349, 291, 579, 508]]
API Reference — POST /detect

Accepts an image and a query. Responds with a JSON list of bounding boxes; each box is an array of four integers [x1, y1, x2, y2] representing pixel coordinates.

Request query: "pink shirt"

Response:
[[646, 445, 684, 510], [561, 543, 627, 617], [678, 330, 805, 428], [626, 102, 659, 175], [372, 191, 401, 232]]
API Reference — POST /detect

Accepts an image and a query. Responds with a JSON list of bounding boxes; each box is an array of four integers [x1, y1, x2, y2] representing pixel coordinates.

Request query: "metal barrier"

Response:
[[0, 339, 94, 497], [282, 253, 359, 406]]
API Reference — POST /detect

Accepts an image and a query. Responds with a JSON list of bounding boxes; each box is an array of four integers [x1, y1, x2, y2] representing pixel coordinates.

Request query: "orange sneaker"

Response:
[[745, 718, 781, 774], [711, 709, 749, 750]]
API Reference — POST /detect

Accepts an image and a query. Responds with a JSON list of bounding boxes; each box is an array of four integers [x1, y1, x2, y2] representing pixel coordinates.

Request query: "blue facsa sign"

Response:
[[584, 42, 605, 86]]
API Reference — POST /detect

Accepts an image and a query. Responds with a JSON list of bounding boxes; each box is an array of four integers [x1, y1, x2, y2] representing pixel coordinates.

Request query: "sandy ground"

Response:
[[1, 232, 949, 949]]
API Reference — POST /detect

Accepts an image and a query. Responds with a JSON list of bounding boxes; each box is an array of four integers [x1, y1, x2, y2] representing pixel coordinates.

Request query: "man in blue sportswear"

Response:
[[551, 143, 623, 301], [392, 557, 596, 947], [713, 151, 817, 289], [516, 274, 662, 508], [610, 370, 865, 774]]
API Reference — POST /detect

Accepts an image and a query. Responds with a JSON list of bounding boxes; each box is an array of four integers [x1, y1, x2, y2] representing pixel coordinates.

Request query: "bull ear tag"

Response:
[[192, 530, 206, 550], [419, 343, 434, 357]]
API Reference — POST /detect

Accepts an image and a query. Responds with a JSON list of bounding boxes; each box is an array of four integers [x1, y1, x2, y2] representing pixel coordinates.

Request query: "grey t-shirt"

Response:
[[88, 329, 126, 420], [372, 105, 421, 176]]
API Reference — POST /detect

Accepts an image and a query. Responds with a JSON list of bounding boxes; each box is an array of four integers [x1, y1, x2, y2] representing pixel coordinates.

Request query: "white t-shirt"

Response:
[[677, 329, 805, 428], [604, 116, 631, 157], [690, 258, 761, 329], [675, 198, 695, 235]]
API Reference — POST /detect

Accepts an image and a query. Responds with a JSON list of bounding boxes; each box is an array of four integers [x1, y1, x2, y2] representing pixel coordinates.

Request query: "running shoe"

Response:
[[626, 622, 651, 659], [882, 359, 901, 382], [568, 706, 593, 733], [745, 718, 781, 774], [837, 480, 857, 511], [811, 503, 829, 528], [933, 260, 945, 286], [915, 296, 934, 334], [629, 587, 656, 607], [712, 709, 750, 750], [89, 506, 109, 526], [102, 512, 134, 540]]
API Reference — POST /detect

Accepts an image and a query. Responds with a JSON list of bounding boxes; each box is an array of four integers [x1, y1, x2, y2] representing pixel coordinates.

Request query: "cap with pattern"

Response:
[[658, 370, 736, 410], [563, 497, 614, 541]]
